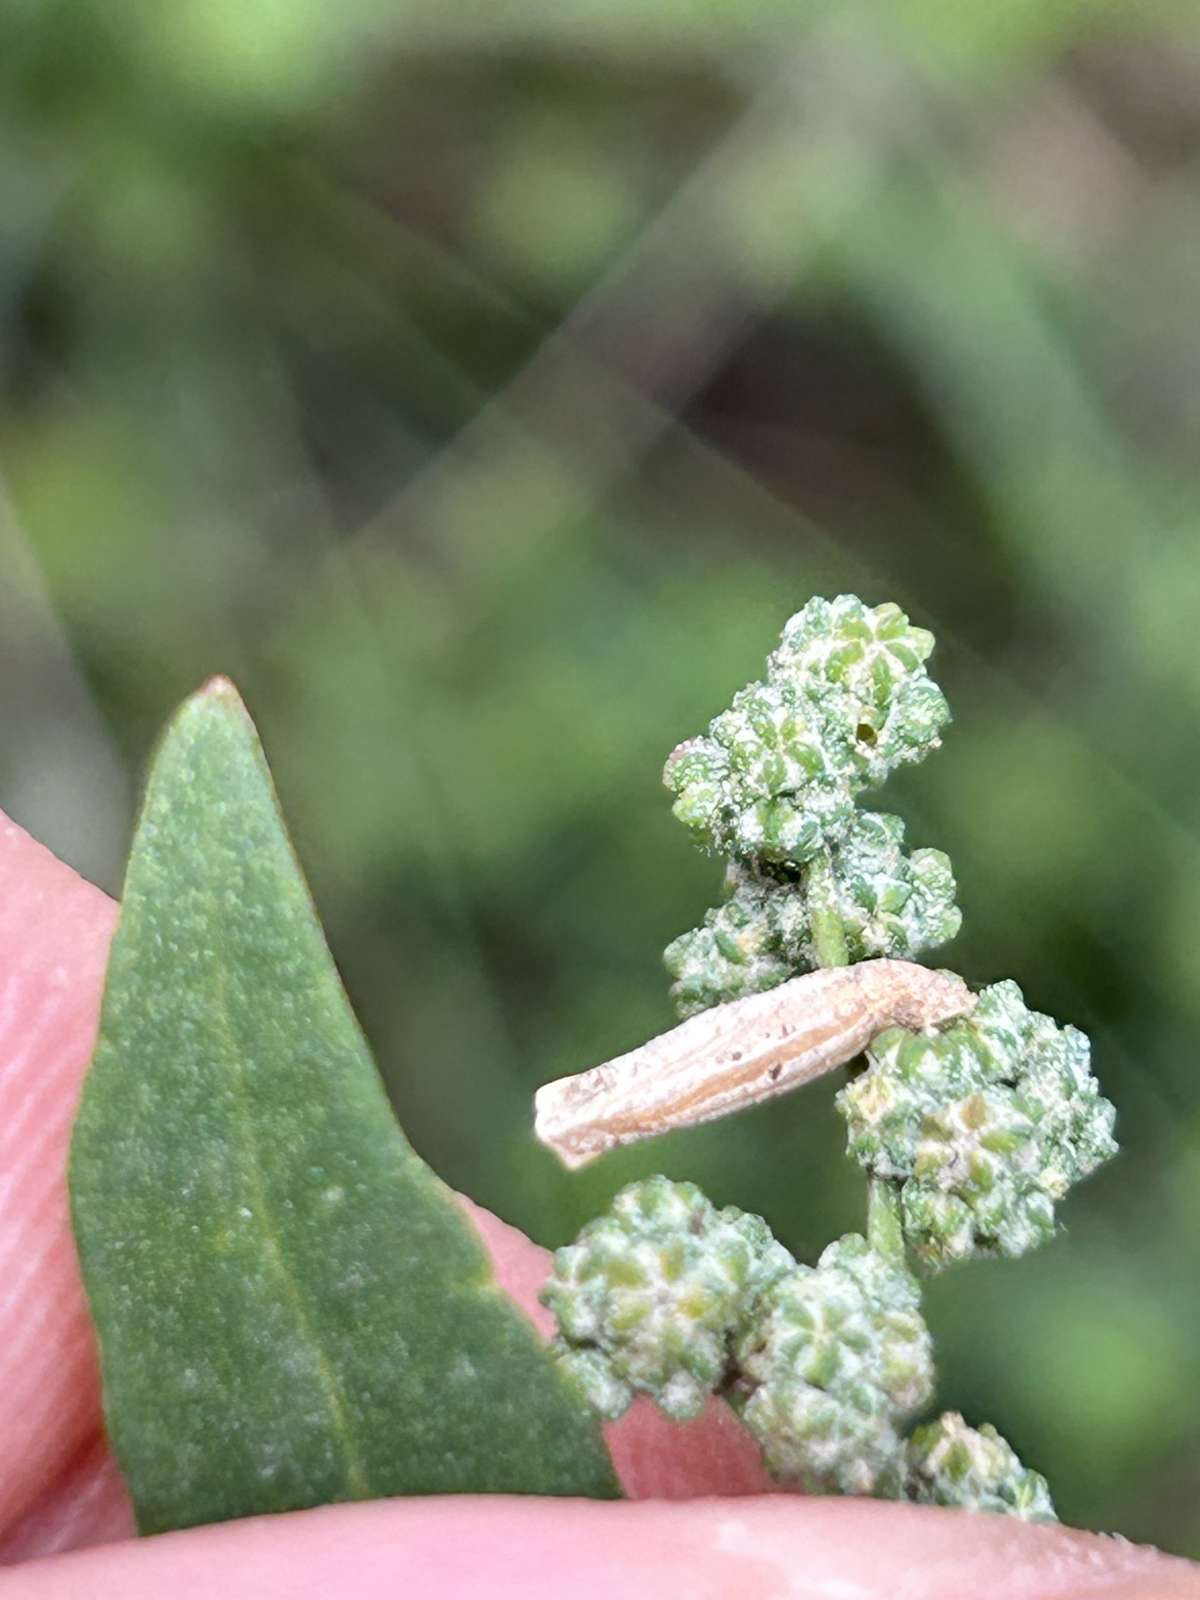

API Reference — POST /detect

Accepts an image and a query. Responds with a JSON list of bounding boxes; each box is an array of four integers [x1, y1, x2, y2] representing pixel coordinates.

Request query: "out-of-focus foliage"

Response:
[[3, 0, 1200, 1556]]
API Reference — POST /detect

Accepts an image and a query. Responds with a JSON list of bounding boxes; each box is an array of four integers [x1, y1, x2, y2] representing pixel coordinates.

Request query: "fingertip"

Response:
[[0, 1437, 133, 1565], [5, 1497, 1198, 1600], [0, 814, 118, 1538]]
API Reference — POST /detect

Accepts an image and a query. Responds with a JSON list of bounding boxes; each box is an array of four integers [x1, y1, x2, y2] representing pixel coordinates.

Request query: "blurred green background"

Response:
[[3, 0, 1199, 1556]]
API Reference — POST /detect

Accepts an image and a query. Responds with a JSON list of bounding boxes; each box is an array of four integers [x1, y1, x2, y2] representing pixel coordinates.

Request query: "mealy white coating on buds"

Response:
[[663, 864, 800, 1016], [545, 593, 1118, 1518], [837, 981, 1118, 1271], [663, 597, 950, 868], [543, 1181, 937, 1501], [540, 1177, 795, 1422], [664, 814, 960, 1018], [905, 1412, 1057, 1521], [733, 1232, 933, 1496]]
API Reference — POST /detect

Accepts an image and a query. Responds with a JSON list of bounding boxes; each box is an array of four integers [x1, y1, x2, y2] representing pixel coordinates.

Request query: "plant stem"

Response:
[[809, 846, 905, 1269], [867, 1178, 905, 1264], [808, 846, 848, 969]]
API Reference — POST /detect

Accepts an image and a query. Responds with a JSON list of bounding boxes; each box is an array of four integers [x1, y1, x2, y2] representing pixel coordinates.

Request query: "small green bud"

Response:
[[663, 863, 805, 1018], [817, 812, 960, 969], [906, 1412, 1057, 1521], [541, 1177, 795, 1422], [733, 1234, 933, 1496], [771, 597, 947, 792], [663, 597, 950, 868], [664, 813, 961, 1018], [837, 981, 1117, 1271]]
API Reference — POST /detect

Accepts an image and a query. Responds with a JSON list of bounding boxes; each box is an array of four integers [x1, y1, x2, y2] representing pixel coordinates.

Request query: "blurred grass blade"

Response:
[[69, 678, 618, 1535]]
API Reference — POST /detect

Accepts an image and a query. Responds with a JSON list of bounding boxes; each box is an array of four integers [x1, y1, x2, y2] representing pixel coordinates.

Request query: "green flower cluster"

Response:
[[664, 815, 959, 1018], [906, 1412, 1056, 1521], [663, 863, 800, 1017], [837, 981, 1118, 1271], [544, 1181, 937, 1498], [662, 597, 959, 1010], [542, 595, 1119, 1520], [540, 1177, 795, 1422], [734, 1232, 932, 1496], [663, 596, 949, 868]]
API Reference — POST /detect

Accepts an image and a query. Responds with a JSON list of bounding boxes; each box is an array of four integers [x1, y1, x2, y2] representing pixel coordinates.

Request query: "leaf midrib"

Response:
[[210, 935, 371, 1500]]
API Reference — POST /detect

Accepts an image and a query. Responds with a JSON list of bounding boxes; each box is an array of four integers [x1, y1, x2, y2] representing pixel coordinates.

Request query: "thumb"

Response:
[[4, 1493, 1199, 1600]]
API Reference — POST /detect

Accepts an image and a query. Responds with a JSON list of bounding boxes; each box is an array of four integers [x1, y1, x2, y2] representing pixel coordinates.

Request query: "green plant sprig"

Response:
[[542, 595, 1117, 1517]]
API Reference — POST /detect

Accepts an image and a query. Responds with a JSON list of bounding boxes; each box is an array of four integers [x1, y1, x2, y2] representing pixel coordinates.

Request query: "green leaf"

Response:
[[69, 678, 618, 1535]]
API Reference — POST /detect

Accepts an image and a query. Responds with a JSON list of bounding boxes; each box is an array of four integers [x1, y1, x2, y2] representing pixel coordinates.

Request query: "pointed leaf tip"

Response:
[[198, 673, 240, 698], [70, 687, 618, 1534], [188, 675, 253, 719]]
